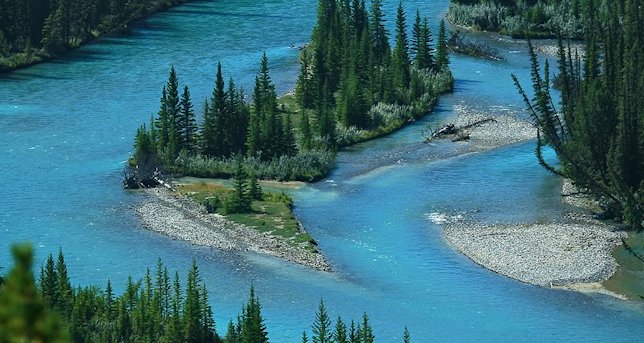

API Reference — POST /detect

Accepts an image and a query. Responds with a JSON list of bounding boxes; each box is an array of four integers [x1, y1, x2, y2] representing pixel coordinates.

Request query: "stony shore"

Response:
[[442, 218, 626, 294], [435, 110, 628, 297], [135, 188, 331, 272]]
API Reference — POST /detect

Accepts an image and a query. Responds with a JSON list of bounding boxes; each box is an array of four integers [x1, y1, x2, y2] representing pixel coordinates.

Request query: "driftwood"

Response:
[[423, 117, 496, 142]]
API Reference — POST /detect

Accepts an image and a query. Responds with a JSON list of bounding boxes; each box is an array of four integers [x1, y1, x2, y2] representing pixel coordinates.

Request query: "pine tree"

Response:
[[240, 286, 268, 343], [179, 85, 198, 155], [40, 253, 57, 308], [311, 299, 332, 343], [229, 157, 252, 213], [183, 259, 203, 342], [360, 312, 374, 343], [210, 62, 228, 158], [156, 86, 170, 152], [0, 244, 68, 343], [166, 66, 181, 163], [402, 326, 411, 343], [333, 317, 348, 343], [300, 109, 313, 151], [369, 0, 389, 66], [435, 20, 449, 69], [391, 0, 410, 94], [248, 171, 262, 201], [282, 112, 297, 156], [296, 49, 315, 109], [55, 248, 72, 318]]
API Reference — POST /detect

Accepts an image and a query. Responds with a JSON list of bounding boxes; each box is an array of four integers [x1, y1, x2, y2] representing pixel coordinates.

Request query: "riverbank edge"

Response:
[[442, 218, 627, 299], [134, 186, 332, 272], [428, 109, 632, 298], [0, 0, 198, 73]]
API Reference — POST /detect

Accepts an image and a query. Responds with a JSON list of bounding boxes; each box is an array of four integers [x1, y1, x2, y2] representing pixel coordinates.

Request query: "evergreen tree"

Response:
[[392, 1, 410, 91], [369, 0, 390, 66], [55, 248, 72, 318], [360, 312, 374, 343], [210, 62, 228, 157], [247, 171, 263, 201], [296, 49, 315, 109], [229, 157, 252, 214], [166, 66, 181, 162], [300, 109, 313, 151], [402, 326, 411, 343], [240, 286, 268, 343], [281, 112, 297, 156], [40, 253, 57, 309], [513, 0, 642, 231], [0, 244, 68, 343], [156, 86, 170, 152], [333, 316, 348, 343], [183, 259, 203, 342], [180, 85, 199, 155], [435, 20, 449, 69], [311, 299, 332, 343]]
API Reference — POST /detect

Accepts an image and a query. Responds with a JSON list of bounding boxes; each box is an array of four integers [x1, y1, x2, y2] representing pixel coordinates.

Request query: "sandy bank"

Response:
[[135, 188, 331, 272]]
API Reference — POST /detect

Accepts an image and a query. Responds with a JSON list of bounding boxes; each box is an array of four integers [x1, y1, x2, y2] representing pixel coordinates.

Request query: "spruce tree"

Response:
[[402, 326, 411, 343], [179, 85, 198, 155], [311, 299, 332, 343], [240, 286, 268, 343], [369, 0, 390, 66], [183, 259, 203, 342], [0, 244, 68, 343], [211, 62, 228, 158], [166, 66, 181, 162], [392, 1, 410, 91], [40, 253, 57, 308], [229, 157, 252, 213], [300, 109, 313, 151], [333, 317, 348, 343], [435, 20, 449, 69], [55, 248, 72, 318]]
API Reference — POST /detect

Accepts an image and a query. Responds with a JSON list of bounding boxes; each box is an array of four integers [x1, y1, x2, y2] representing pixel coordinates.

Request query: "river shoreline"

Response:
[[431, 112, 629, 298], [135, 187, 331, 272]]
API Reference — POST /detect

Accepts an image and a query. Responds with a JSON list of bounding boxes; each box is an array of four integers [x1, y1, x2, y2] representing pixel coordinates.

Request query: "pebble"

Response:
[[135, 188, 332, 272]]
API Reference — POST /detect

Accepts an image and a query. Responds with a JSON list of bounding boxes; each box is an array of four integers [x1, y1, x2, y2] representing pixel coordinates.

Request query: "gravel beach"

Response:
[[135, 188, 331, 272], [442, 219, 626, 292], [434, 110, 628, 296]]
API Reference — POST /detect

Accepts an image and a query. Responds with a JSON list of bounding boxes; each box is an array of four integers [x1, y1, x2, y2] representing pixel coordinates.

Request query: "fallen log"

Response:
[[423, 117, 496, 142]]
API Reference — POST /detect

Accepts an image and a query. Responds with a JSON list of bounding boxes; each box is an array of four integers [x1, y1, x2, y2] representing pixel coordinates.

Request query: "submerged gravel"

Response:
[[135, 188, 331, 272]]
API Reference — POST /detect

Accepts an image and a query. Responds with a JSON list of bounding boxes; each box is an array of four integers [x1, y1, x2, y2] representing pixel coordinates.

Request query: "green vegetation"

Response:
[[448, 0, 592, 39], [0, 0, 195, 72], [127, 0, 453, 186], [295, 0, 453, 147], [0, 245, 415, 342], [513, 0, 643, 231], [176, 177, 316, 249]]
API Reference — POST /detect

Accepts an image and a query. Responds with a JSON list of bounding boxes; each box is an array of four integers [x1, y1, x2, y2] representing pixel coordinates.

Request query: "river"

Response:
[[0, 0, 642, 341]]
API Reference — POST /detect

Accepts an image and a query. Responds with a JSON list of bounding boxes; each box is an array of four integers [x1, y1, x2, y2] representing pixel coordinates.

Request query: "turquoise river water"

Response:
[[1, 0, 642, 341]]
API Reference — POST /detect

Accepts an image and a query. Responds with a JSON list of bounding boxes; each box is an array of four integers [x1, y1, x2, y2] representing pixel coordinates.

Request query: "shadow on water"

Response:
[[0, 71, 69, 81], [171, 8, 292, 20], [50, 49, 112, 64]]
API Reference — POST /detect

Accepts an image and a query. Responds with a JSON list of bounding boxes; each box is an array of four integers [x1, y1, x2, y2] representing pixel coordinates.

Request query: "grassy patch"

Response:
[[176, 180, 316, 251]]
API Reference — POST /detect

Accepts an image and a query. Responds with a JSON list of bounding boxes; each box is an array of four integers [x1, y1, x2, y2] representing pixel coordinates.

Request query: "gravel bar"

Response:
[[443, 219, 626, 288], [135, 188, 331, 272]]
